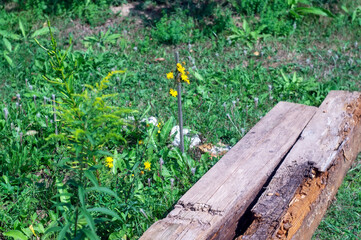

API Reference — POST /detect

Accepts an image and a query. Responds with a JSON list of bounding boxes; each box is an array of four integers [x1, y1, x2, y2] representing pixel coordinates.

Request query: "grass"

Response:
[[313, 156, 361, 240], [0, 0, 360, 239]]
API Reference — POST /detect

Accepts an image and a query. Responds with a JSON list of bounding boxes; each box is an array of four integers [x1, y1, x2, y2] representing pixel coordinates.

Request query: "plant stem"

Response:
[[52, 94, 58, 135], [174, 51, 184, 154]]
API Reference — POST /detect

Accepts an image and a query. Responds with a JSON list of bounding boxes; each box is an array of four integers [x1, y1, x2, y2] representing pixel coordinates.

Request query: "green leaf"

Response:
[[0, 30, 21, 40], [19, 19, 26, 39], [139, 103, 151, 120], [161, 165, 171, 178], [51, 193, 74, 199], [84, 170, 99, 187], [160, 117, 174, 145], [95, 150, 112, 156], [79, 186, 85, 207], [3, 38, 12, 52], [105, 33, 122, 41], [4, 230, 28, 240], [87, 207, 122, 220], [193, 71, 204, 81], [4, 53, 14, 67], [58, 223, 70, 240], [86, 186, 120, 200], [80, 208, 96, 232], [45, 226, 62, 235], [294, 7, 335, 18], [55, 178, 71, 207], [31, 27, 58, 38], [82, 229, 100, 240]]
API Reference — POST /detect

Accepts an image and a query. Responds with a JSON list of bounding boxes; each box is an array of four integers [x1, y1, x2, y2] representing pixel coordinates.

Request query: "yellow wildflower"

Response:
[[98, 70, 125, 90], [177, 63, 185, 74], [166, 72, 174, 79], [169, 88, 178, 97], [141, 171, 144, 175], [139, 140, 143, 145], [157, 122, 161, 128], [144, 161, 151, 171], [181, 74, 189, 84], [105, 157, 114, 168]]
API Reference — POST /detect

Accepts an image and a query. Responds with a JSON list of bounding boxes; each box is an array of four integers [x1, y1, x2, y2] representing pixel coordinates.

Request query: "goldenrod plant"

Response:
[[35, 22, 137, 239]]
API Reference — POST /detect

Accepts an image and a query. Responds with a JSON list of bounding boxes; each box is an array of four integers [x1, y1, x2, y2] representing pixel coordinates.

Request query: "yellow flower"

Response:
[[157, 122, 161, 128], [181, 73, 190, 84], [169, 88, 178, 97], [166, 72, 174, 79], [141, 171, 144, 175], [177, 63, 185, 74], [139, 140, 143, 145], [144, 161, 151, 171], [105, 156, 114, 168]]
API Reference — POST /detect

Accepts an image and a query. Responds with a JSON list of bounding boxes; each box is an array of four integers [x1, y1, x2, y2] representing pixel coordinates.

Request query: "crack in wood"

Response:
[[175, 201, 224, 216]]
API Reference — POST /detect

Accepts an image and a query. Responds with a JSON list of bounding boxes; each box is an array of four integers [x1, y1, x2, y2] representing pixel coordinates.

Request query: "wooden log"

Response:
[[239, 90, 361, 240], [140, 102, 317, 240]]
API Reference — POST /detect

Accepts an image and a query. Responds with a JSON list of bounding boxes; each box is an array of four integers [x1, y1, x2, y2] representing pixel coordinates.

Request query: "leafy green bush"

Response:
[[151, 12, 198, 44], [273, 71, 326, 105], [230, 0, 271, 16], [259, 2, 295, 36]]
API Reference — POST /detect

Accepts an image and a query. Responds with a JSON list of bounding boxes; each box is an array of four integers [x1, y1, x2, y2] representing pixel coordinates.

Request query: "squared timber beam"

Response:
[[240, 91, 361, 240], [140, 102, 317, 240]]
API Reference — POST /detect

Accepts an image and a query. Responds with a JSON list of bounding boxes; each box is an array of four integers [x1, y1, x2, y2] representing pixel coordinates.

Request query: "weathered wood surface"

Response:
[[239, 90, 361, 240], [140, 102, 317, 240]]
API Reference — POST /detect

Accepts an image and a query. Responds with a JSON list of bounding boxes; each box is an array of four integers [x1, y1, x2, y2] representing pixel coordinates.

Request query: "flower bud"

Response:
[[170, 178, 174, 189], [3, 107, 9, 120]]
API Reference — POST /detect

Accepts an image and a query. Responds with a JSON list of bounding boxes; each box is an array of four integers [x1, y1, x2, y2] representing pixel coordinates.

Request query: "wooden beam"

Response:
[[140, 102, 317, 240], [239, 91, 361, 240]]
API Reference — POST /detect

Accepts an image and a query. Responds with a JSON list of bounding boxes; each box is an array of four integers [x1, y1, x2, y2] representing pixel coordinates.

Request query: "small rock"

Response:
[[141, 116, 157, 126], [171, 125, 201, 149]]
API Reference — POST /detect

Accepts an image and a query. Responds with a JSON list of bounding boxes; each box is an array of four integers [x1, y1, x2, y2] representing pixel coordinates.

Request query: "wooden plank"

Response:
[[239, 91, 361, 240], [140, 102, 317, 240]]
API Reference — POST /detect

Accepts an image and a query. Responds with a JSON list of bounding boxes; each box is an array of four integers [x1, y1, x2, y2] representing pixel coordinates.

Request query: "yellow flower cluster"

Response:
[[104, 70, 125, 81], [144, 161, 151, 170], [177, 63, 190, 84], [167, 72, 174, 79], [98, 70, 125, 90], [166, 62, 190, 99], [157, 122, 161, 133], [105, 156, 114, 168], [169, 88, 178, 97]]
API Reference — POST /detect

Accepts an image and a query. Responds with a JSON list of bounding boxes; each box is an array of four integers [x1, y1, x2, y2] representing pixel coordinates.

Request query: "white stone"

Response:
[[141, 116, 158, 126], [171, 125, 201, 149]]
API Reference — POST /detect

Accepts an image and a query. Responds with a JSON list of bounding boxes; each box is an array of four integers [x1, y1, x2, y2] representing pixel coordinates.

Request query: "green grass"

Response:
[[313, 156, 361, 239], [0, 0, 360, 239]]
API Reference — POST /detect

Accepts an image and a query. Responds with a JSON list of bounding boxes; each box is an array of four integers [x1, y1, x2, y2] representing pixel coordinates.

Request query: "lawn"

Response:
[[0, 0, 360, 239]]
